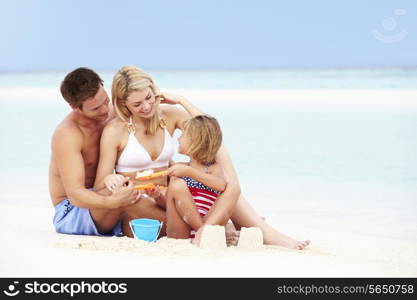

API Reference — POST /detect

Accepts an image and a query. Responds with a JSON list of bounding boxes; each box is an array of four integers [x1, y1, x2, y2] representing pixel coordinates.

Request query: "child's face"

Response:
[[177, 132, 190, 155]]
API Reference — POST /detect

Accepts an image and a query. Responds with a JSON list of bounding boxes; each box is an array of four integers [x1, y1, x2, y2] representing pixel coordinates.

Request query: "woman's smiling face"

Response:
[[125, 87, 157, 119]]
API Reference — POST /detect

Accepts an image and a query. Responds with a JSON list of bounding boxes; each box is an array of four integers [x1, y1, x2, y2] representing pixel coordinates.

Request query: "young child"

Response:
[[164, 114, 227, 240]]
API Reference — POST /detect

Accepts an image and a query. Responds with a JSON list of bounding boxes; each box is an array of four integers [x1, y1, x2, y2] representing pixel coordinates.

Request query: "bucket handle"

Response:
[[129, 220, 164, 242]]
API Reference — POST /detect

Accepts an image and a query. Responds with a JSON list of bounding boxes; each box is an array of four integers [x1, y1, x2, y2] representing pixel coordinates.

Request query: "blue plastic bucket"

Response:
[[129, 218, 163, 242]]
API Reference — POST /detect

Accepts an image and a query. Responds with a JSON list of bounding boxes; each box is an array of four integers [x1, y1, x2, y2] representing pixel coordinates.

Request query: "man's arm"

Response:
[[53, 127, 133, 209]]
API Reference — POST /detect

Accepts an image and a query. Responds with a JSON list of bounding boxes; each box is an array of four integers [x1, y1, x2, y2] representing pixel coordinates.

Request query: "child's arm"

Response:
[[168, 163, 227, 192]]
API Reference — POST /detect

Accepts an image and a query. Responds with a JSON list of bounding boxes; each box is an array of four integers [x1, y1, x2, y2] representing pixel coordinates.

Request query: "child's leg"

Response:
[[166, 177, 204, 239]]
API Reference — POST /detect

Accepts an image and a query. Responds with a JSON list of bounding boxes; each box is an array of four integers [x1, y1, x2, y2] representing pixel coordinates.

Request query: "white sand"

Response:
[[0, 202, 416, 277], [1, 88, 416, 276]]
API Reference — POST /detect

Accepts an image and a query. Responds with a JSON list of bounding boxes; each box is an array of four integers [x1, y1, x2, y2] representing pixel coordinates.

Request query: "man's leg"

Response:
[[89, 187, 124, 234]]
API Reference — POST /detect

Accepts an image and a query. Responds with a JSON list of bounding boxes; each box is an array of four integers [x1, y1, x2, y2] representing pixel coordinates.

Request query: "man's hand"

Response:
[[104, 174, 130, 192], [167, 164, 192, 177], [109, 178, 142, 208]]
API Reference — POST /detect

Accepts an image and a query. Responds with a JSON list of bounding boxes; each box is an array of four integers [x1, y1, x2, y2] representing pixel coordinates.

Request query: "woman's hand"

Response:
[[104, 174, 130, 192], [156, 92, 185, 105], [167, 164, 192, 177]]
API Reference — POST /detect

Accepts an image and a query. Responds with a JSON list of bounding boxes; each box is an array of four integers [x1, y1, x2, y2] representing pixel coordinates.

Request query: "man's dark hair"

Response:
[[60, 67, 104, 108]]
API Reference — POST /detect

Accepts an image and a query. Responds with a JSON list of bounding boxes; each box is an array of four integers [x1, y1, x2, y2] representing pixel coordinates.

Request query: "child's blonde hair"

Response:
[[183, 115, 222, 165]]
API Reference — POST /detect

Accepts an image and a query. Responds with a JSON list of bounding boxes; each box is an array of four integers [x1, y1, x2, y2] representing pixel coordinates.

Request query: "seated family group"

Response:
[[49, 66, 309, 250]]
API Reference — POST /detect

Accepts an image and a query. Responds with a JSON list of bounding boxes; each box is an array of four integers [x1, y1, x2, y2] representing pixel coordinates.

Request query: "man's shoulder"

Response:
[[52, 116, 83, 147]]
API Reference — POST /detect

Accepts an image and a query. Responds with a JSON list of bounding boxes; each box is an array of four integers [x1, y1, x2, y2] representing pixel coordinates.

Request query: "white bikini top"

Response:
[[115, 119, 176, 173]]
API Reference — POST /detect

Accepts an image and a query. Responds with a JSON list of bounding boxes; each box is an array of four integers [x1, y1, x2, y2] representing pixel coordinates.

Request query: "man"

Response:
[[50, 67, 149, 235]]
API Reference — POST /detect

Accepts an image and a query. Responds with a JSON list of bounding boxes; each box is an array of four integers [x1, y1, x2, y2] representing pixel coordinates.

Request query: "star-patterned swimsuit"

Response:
[[181, 165, 221, 239]]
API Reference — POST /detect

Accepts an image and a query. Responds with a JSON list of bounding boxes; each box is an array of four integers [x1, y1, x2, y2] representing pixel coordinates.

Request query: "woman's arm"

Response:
[[93, 123, 123, 191], [159, 92, 203, 119], [178, 96, 202, 117]]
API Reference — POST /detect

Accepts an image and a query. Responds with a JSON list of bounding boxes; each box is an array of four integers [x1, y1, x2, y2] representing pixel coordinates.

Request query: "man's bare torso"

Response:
[[49, 112, 111, 206]]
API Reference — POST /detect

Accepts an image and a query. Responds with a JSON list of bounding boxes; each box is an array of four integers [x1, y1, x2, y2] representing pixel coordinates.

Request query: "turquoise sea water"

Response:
[[1, 68, 417, 89], [0, 69, 416, 241]]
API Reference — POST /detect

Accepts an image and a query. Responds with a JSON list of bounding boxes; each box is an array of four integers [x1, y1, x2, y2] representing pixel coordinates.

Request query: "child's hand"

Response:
[[147, 185, 161, 199], [167, 164, 191, 177]]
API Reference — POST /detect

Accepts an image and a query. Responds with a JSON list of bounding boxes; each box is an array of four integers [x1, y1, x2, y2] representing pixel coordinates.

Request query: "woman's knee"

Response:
[[124, 195, 155, 214]]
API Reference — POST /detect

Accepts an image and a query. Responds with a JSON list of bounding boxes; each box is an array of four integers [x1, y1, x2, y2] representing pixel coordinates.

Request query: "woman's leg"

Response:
[[230, 194, 310, 250], [90, 186, 168, 237], [166, 178, 203, 239]]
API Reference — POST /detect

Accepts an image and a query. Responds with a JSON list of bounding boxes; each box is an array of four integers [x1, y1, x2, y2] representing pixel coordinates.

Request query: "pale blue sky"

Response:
[[0, 0, 416, 71]]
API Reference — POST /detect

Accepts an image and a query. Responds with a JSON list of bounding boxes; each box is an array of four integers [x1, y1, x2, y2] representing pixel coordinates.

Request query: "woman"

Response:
[[94, 65, 309, 249]]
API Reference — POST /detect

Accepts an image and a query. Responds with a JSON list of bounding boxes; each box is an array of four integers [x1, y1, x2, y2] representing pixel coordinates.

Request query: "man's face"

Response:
[[78, 85, 110, 121]]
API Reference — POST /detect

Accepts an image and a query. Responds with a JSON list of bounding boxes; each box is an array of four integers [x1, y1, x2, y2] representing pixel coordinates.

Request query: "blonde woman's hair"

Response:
[[112, 65, 163, 135], [183, 115, 223, 165]]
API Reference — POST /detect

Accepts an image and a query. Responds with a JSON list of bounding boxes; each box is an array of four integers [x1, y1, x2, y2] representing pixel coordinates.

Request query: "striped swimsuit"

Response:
[[181, 166, 221, 238]]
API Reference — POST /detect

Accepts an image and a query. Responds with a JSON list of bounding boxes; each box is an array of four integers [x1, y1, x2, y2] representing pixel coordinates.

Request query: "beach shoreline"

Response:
[[1, 87, 417, 110]]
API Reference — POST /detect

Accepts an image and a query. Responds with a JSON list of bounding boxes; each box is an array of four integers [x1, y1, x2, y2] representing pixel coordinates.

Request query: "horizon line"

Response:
[[1, 65, 417, 74]]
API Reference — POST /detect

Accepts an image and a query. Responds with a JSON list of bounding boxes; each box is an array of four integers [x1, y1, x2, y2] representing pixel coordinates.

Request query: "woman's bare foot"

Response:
[[267, 232, 310, 250]]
